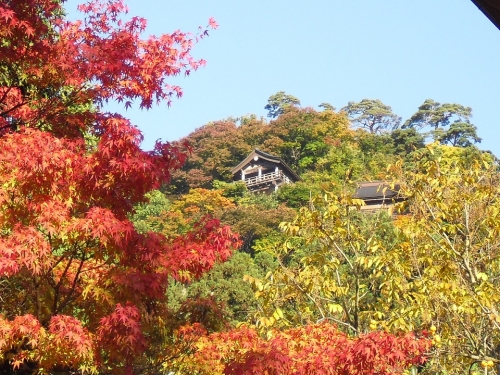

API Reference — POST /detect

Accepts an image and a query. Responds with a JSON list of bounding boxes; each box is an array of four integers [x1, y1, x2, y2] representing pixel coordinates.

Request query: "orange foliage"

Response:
[[0, 0, 239, 373], [185, 323, 431, 375]]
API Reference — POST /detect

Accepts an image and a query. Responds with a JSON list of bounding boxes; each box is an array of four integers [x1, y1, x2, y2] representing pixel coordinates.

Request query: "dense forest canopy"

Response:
[[137, 92, 494, 374], [0, 1, 498, 374], [170, 93, 483, 196]]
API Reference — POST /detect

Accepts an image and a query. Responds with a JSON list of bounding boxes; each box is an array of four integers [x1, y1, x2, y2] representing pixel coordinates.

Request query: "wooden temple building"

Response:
[[231, 149, 300, 193], [353, 181, 404, 214]]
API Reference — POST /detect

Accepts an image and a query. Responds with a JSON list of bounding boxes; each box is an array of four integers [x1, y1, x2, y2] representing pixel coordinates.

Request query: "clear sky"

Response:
[[64, 0, 500, 155]]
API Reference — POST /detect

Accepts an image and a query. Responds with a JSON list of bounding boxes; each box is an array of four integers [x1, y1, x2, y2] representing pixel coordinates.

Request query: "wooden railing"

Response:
[[244, 171, 288, 187]]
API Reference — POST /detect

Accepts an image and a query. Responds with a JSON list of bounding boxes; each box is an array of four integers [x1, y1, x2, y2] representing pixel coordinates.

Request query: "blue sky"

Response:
[[65, 0, 500, 155]]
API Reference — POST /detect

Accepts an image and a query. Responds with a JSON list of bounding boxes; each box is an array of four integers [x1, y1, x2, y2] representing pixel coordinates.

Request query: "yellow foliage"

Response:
[[251, 145, 500, 374]]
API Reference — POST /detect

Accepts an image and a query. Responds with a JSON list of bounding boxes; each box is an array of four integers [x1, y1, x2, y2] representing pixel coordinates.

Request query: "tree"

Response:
[[264, 91, 300, 118], [131, 190, 173, 234], [180, 323, 431, 375], [221, 203, 295, 254], [432, 122, 482, 147], [403, 99, 481, 147], [0, 0, 214, 137], [318, 102, 336, 111], [0, 1, 239, 374], [354, 130, 398, 178], [133, 188, 237, 241], [391, 128, 425, 155], [249, 144, 500, 374], [167, 251, 264, 325], [249, 192, 397, 334], [342, 99, 401, 134], [172, 106, 350, 189], [403, 99, 473, 130], [265, 107, 350, 172], [276, 182, 320, 208], [170, 120, 251, 193], [385, 145, 500, 373]]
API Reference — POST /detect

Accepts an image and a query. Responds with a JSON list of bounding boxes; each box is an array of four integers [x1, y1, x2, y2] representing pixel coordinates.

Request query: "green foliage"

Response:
[[221, 202, 295, 254], [318, 102, 336, 111], [238, 115, 269, 147], [432, 121, 482, 147], [354, 131, 397, 179], [213, 180, 248, 199], [276, 182, 320, 208], [167, 252, 264, 324], [131, 190, 172, 233], [401, 99, 481, 148], [404, 98, 473, 130], [342, 99, 401, 134], [264, 91, 301, 118], [391, 128, 425, 155], [236, 191, 280, 209], [312, 142, 364, 185]]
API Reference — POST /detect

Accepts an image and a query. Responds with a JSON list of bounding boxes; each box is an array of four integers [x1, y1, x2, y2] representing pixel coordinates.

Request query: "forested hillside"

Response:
[[128, 92, 495, 374], [169, 93, 482, 199], [1, 1, 498, 374]]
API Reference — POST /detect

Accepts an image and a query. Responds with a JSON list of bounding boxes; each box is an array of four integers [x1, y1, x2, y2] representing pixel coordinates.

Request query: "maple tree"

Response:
[[0, 1, 240, 374], [0, 1, 487, 373], [131, 188, 292, 327], [179, 323, 431, 375], [169, 120, 252, 193]]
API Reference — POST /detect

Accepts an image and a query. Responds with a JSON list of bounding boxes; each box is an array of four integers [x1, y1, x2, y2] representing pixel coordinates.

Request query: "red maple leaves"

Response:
[[0, 0, 216, 137], [186, 323, 431, 375], [0, 0, 430, 373], [0, 124, 239, 371], [0, 0, 234, 373]]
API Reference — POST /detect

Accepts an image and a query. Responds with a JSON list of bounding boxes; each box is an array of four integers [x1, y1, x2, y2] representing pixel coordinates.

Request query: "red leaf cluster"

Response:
[[97, 303, 147, 365], [186, 323, 431, 375], [0, 126, 239, 371], [45, 315, 94, 369], [0, 0, 236, 373], [0, 0, 217, 136]]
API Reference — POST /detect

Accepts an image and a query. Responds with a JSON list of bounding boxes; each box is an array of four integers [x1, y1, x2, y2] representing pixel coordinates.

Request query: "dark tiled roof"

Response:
[[472, 0, 500, 31], [353, 181, 401, 200]]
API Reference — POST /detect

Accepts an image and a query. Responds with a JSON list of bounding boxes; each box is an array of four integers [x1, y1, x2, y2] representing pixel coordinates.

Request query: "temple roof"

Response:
[[353, 181, 401, 201], [231, 149, 301, 182]]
